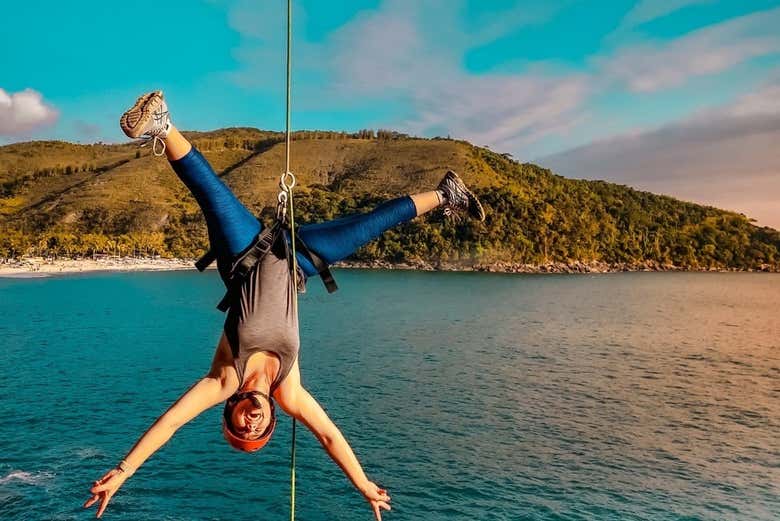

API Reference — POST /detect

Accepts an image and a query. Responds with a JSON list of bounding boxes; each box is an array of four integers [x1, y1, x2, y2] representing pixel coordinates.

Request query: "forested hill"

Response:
[[1, 128, 778, 271]]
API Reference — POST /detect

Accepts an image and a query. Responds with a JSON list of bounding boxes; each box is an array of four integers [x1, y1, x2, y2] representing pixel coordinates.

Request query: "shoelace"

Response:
[[139, 111, 171, 157], [441, 178, 469, 221], [442, 205, 465, 222]]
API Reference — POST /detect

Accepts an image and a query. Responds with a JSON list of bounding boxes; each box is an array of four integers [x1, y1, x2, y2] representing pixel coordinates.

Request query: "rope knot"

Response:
[[280, 170, 296, 192]]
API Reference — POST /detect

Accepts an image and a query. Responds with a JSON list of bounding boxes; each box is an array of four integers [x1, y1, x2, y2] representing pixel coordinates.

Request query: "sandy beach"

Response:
[[0, 257, 195, 277]]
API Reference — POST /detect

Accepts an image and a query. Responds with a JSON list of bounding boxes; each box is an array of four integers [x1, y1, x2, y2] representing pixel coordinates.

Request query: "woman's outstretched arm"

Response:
[[84, 335, 237, 518], [274, 360, 392, 521]]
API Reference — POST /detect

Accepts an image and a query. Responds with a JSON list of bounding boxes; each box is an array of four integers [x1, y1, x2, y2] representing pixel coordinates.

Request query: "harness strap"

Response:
[[194, 223, 279, 274], [216, 223, 281, 312], [195, 248, 217, 272], [232, 223, 280, 280], [198, 222, 339, 312], [294, 235, 338, 293]]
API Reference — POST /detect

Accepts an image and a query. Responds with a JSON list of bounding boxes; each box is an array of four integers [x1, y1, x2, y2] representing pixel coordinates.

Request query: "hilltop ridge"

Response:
[[1, 128, 778, 271]]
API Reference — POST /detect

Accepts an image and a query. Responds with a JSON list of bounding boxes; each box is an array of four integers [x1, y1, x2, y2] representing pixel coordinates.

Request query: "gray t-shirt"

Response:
[[224, 247, 300, 392]]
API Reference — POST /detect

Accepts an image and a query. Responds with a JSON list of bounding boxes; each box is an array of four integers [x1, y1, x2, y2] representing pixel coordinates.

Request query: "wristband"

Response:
[[117, 460, 133, 474]]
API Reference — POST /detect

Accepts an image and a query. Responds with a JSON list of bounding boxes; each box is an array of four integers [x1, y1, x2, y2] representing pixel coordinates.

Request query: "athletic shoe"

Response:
[[437, 170, 485, 222], [119, 90, 171, 156]]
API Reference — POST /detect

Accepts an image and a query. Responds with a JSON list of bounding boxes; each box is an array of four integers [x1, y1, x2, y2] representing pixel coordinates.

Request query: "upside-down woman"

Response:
[[83, 91, 485, 519]]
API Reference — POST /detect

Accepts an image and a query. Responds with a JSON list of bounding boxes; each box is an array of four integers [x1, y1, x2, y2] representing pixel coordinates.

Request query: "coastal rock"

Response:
[[3, 256, 778, 276]]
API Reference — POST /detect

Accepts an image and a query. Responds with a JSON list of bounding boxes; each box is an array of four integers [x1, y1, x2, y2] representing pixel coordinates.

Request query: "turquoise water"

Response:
[[0, 270, 778, 521]]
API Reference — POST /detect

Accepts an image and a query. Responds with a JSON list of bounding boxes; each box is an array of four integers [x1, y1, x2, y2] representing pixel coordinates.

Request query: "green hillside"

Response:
[[1, 128, 778, 271]]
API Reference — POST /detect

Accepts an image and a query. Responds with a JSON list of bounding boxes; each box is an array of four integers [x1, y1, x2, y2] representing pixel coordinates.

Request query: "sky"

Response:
[[1, 0, 778, 228]]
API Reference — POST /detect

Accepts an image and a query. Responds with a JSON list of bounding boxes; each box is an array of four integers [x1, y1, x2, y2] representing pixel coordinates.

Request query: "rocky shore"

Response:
[[1, 256, 777, 277], [335, 259, 779, 273]]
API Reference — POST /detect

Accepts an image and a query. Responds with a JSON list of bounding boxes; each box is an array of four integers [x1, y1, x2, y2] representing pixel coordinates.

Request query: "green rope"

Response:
[[289, 412, 297, 521], [283, 1, 298, 521], [284, 0, 292, 179]]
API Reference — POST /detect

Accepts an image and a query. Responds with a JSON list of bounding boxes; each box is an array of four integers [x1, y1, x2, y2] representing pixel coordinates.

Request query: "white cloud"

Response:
[[223, 0, 288, 89], [314, 1, 591, 154], [403, 72, 590, 152], [328, 7, 427, 92], [539, 83, 780, 229], [0, 88, 59, 136], [222, 0, 590, 155], [221, 1, 779, 169], [617, 0, 713, 33], [601, 6, 780, 92], [465, 1, 574, 47]]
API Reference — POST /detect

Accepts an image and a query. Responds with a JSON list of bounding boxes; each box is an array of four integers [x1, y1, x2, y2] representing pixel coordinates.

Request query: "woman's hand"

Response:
[[83, 467, 130, 518], [361, 480, 391, 521], [273, 377, 391, 520]]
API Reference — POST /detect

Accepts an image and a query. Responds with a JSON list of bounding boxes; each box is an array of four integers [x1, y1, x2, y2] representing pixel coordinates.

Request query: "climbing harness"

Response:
[[194, 204, 337, 312]]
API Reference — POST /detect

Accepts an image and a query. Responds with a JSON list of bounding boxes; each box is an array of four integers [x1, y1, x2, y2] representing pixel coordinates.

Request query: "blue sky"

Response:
[[1, 0, 779, 227]]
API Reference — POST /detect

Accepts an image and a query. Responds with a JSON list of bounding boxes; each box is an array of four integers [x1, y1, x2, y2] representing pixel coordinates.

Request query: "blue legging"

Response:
[[170, 147, 417, 281]]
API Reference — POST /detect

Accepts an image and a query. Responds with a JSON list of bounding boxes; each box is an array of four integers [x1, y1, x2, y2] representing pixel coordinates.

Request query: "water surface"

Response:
[[1, 271, 778, 520]]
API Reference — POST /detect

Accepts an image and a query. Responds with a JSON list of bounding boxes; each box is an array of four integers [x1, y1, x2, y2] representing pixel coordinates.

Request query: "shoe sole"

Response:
[[120, 91, 164, 139], [447, 170, 486, 222]]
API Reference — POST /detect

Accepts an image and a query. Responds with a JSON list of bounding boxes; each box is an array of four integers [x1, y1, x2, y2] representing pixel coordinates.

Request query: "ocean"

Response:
[[1, 270, 778, 520]]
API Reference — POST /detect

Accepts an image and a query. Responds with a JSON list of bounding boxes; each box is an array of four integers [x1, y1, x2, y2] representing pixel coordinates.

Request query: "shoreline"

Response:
[[0, 257, 194, 278], [1, 256, 777, 278]]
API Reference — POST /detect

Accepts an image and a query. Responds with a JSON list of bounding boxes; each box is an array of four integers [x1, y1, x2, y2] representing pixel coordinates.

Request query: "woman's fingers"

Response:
[[368, 490, 390, 501], [371, 499, 391, 521], [90, 474, 115, 494], [84, 469, 122, 517], [84, 491, 111, 518], [84, 469, 121, 517], [90, 482, 111, 494], [372, 502, 383, 521], [96, 493, 111, 518]]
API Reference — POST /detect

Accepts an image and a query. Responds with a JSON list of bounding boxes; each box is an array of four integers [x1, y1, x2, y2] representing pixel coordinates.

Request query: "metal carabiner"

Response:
[[276, 190, 289, 222]]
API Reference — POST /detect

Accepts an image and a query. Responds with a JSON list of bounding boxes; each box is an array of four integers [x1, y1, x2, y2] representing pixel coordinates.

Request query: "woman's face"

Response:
[[231, 396, 272, 440]]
